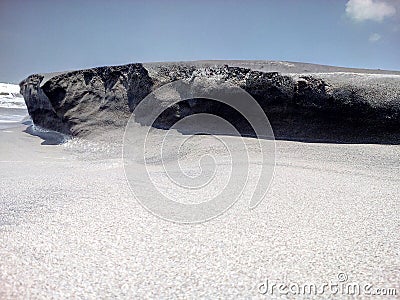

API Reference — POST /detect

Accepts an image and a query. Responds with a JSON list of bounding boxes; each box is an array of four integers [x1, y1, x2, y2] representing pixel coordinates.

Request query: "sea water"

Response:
[[0, 83, 28, 129]]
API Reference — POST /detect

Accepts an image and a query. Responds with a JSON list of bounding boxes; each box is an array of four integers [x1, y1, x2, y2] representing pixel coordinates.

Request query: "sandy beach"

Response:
[[1, 119, 399, 298], [1, 0, 400, 297]]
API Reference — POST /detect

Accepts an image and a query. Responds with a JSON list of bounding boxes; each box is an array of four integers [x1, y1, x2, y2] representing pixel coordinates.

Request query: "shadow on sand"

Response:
[[156, 117, 400, 146], [23, 121, 69, 145], [22, 117, 400, 146]]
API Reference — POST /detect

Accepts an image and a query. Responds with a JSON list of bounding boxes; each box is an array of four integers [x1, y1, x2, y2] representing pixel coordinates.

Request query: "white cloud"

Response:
[[369, 32, 382, 42], [346, 0, 396, 22]]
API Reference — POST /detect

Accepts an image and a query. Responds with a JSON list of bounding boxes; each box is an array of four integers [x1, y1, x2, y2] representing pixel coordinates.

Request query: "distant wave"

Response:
[[0, 83, 26, 109]]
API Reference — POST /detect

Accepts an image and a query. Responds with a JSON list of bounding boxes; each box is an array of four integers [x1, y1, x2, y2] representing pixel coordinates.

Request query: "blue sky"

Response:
[[0, 0, 399, 83]]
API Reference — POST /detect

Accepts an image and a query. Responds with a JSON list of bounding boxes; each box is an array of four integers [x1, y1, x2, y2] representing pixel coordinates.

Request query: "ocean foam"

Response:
[[0, 83, 26, 109]]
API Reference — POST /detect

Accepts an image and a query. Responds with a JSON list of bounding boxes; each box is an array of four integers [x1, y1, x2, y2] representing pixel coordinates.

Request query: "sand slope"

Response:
[[0, 123, 399, 298]]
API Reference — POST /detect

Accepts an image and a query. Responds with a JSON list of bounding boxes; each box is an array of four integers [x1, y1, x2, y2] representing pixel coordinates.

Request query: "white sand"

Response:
[[0, 123, 399, 298]]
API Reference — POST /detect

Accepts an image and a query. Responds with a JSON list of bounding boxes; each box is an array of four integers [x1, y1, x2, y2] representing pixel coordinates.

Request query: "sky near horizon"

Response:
[[0, 0, 399, 83]]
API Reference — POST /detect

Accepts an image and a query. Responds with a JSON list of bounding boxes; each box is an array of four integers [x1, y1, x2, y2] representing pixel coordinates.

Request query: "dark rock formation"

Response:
[[20, 64, 153, 136], [20, 61, 400, 143]]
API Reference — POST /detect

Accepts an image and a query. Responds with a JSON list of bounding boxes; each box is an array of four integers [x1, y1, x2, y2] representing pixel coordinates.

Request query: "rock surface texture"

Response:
[[20, 61, 400, 143]]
